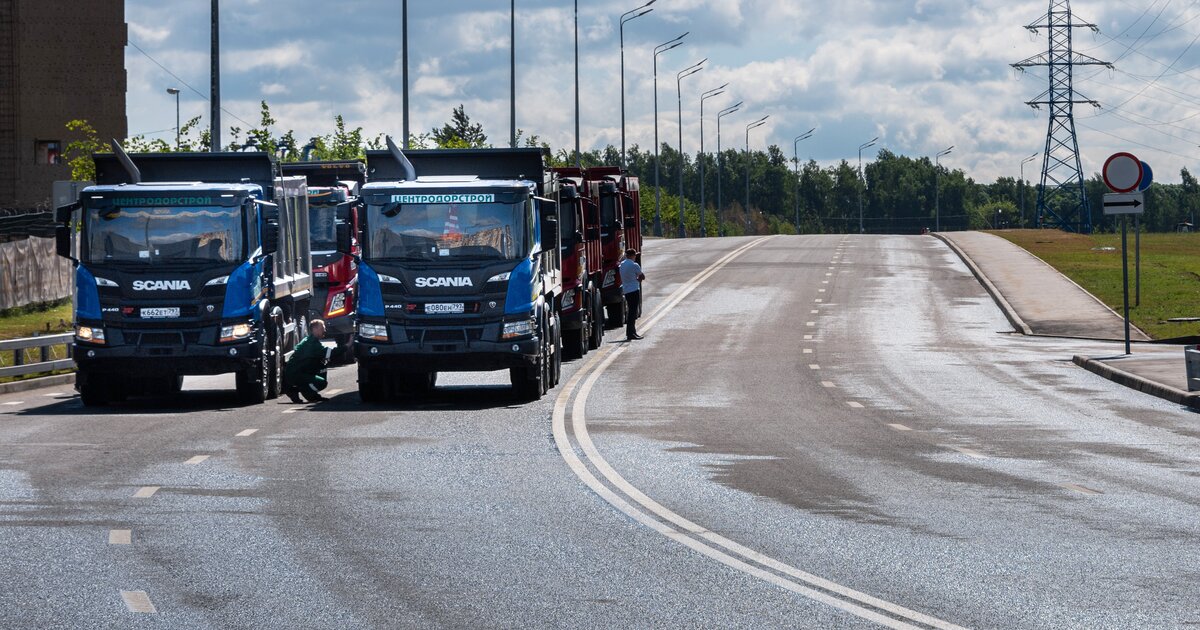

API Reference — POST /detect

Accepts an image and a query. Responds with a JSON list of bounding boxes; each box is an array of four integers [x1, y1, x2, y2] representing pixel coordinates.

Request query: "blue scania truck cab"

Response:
[[348, 141, 562, 402], [54, 146, 313, 406]]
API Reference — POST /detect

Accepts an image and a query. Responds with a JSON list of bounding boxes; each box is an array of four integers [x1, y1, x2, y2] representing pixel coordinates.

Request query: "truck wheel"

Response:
[[267, 327, 283, 400], [78, 372, 108, 407], [511, 365, 543, 401], [589, 294, 604, 350], [236, 339, 269, 405], [358, 366, 386, 403], [338, 337, 357, 365], [399, 372, 436, 396], [563, 328, 585, 360]]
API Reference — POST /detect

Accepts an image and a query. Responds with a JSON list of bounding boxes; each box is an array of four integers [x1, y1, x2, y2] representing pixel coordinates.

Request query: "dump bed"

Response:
[[93, 152, 278, 200], [366, 148, 551, 195]]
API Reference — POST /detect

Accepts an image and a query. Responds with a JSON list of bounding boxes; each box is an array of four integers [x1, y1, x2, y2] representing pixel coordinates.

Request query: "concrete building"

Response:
[[0, 0, 126, 211]]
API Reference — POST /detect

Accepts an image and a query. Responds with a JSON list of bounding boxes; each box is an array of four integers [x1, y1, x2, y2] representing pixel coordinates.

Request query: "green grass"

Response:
[[991, 229, 1200, 340], [0, 300, 74, 384]]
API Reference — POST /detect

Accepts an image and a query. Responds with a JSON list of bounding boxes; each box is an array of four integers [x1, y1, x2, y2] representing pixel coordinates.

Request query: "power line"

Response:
[[127, 39, 255, 130]]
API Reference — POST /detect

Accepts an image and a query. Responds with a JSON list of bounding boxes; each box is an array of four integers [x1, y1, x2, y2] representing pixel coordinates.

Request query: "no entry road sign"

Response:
[[1103, 153, 1144, 193], [1103, 192, 1145, 215]]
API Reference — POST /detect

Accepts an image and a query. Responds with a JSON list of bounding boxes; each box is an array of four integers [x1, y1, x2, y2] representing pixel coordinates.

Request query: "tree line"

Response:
[[64, 102, 1199, 236]]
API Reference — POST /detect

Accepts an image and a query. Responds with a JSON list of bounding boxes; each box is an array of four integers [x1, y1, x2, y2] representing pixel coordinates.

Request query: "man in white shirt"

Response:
[[619, 248, 646, 341]]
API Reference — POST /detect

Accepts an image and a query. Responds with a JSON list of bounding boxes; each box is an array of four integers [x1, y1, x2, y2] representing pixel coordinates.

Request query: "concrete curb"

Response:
[[1073, 355, 1200, 411], [0, 373, 75, 396], [931, 233, 1033, 335]]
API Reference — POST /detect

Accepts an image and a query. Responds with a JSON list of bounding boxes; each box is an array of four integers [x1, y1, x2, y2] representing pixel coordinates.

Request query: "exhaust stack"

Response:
[[385, 135, 417, 181], [110, 139, 142, 184]]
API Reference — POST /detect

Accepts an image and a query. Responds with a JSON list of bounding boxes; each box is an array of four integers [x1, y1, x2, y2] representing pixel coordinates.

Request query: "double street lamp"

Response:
[[652, 32, 687, 237], [935, 146, 953, 232], [166, 87, 181, 150], [857, 137, 878, 234], [675, 59, 706, 238], [698, 83, 729, 237], [619, 0, 655, 166], [715, 101, 743, 237], [793, 129, 815, 229], [745, 115, 769, 233]]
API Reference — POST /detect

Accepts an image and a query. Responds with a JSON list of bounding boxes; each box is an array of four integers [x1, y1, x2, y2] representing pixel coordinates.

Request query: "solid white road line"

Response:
[[120, 590, 156, 613], [132, 486, 159, 499], [109, 529, 132, 545], [235, 429, 258, 437], [553, 237, 965, 630], [184, 455, 209, 465]]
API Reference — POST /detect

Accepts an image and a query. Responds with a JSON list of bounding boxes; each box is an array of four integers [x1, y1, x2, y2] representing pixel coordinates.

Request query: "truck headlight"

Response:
[[488, 271, 512, 283], [205, 275, 230, 287], [219, 322, 253, 343], [327, 291, 347, 317], [502, 318, 536, 340], [75, 325, 105, 344], [603, 270, 617, 288], [358, 322, 389, 341]]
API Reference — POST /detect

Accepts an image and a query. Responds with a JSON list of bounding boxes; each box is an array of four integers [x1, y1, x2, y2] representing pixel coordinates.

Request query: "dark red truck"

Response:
[[584, 167, 642, 327], [281, 160, 366, 362], [550, 167, 605, 358]]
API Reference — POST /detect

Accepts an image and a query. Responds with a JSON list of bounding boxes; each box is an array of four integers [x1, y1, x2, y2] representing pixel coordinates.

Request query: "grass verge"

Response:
[[991, 229, 1200, 340], [0, 299, 74, 384]]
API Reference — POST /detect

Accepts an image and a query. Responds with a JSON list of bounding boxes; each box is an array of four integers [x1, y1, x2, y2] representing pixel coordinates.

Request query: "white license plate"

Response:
[[140, 307, 181, 319], [425, 303, 465, 315]]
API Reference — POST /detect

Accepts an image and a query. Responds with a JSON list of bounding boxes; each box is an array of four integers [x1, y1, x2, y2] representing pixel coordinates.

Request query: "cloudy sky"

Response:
[[124, 0, 1200, 183]]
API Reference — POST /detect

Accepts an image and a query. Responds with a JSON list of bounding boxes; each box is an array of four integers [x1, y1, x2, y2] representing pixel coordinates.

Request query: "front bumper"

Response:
[[354, 334, 540, 372], [73, 336, 262, 378]]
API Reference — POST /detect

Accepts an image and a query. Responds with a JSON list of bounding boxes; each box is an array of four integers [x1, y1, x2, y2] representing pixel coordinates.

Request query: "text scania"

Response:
[[415, 277, 474, 288], [132, 280, 192, 291]]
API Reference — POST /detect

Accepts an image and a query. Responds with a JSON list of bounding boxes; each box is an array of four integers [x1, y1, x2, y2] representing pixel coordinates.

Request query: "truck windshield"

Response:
[[366, 200, 530, 262], [309, 203, 338, 253], [84, 205, 243, 264]]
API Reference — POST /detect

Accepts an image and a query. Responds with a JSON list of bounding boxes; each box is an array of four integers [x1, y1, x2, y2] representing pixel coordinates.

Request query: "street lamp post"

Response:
[[793, 129, 815, 229], [1020, 152, 1038, 228], [745, 116, 769, 234], [652, 33, 687, 237], [166, 88, 181, 150], [857, 137, 878, 234], [675, 59, 706, 238], [510, 0, 516, 148], [402, 0, 409, 148], [715, 101, 742, 237], [574, 0, 580, 167], [619, 1, 655, 167], [698, 83, 728, 238], [935, 146, 953, 232], [210, 0, 220, 152]]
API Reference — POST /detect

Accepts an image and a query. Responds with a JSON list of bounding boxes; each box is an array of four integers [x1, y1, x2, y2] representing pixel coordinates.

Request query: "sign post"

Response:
[[1103, 152, 1148, 356]]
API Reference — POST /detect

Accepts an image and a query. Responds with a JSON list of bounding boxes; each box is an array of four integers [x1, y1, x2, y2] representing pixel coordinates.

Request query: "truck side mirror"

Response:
[[336, 222, 352, 255], [541, 215, 559, 251], [55, 225, 75, 261], [262, 223, 280, 256]]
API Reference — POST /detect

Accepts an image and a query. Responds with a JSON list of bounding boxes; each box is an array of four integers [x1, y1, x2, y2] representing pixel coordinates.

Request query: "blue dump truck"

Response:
[[347, 140, 562, 401], [54, 144, 313, 406], [281, 160, 367, 363]]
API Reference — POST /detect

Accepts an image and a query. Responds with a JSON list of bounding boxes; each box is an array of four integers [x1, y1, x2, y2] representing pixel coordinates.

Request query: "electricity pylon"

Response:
[[1012, 0, 1112, 233]]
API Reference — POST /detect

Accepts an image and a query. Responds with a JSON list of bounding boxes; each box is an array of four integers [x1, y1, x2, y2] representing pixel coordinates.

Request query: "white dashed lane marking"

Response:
[[809, 364, 821, 370], [184, 455, 209, 465], [109, 529, 131, 545], [889, 424, 912, 432], [821, 381, 836, 388], [283, 408, 301, 414], [847, 401, 865, 409], [948, 446, 986, 459], [235, 429, 258, 437], [132, 486, 159, 499], [803, 349, 814, 354], [120, 590, 157, 613], [804, 335, 814, 340], [806, 322, 816, 327]]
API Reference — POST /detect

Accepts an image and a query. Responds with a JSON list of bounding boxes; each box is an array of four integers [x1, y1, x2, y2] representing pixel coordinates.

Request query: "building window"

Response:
[[35, 141, 63, 165]]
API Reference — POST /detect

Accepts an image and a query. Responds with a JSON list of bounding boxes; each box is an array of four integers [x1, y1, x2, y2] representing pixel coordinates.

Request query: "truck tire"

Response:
[[267, 326, 283, 400], [511, 365, 543, 401], [399, 372, 436, 396], [563, 328, 585, 360], [606, 297, 627, 328], [236, 338, 270, 405], [358, 366, 386, 403], [78, 372, 108, 407], [589, 293, 605, 350]]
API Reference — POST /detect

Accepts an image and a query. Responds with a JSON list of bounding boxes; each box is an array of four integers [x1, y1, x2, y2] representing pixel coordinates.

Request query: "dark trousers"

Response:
[[625, 290, 642, 338]]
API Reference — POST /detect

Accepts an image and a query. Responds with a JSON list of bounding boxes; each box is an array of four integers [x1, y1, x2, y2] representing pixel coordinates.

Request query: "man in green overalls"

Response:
[[284, 319, 330, 403]]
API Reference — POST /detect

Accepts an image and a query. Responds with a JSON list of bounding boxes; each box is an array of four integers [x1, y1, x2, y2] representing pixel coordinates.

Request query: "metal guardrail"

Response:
[[0, 333, 74, 379], [1187, 347, 1200, 393]]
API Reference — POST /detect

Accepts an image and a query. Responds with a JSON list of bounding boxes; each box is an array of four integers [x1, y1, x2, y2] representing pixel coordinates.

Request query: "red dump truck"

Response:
[[585, 167, 642, 327], [550, 167, 605, 358]]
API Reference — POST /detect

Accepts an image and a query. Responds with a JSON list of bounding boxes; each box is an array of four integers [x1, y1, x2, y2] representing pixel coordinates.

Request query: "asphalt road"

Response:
[[2, 235, 1198, 628]]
